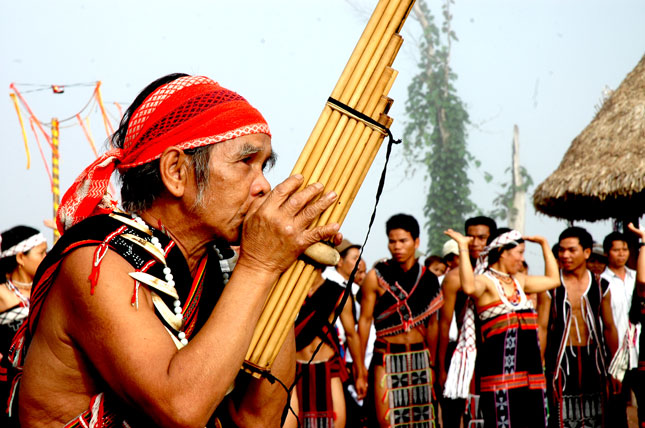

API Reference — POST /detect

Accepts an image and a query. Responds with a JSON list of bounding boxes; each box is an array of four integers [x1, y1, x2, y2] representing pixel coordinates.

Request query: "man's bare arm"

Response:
[[340, 295, 367, 399], [536, 291, 551, 363], [601, 290, 619, 358], [59, 176, 340, 428], [437, 269, 459, 388], [627, 222, 645, 295], [358, 269, 379, 361], [228, 329, 296, 427]]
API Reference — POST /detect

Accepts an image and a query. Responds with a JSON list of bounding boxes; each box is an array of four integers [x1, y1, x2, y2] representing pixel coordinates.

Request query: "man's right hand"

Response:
[[238, 174, 341, 274]]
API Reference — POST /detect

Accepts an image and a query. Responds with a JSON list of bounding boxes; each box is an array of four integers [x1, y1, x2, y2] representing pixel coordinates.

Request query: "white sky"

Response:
[[1, 0, 644, 270]]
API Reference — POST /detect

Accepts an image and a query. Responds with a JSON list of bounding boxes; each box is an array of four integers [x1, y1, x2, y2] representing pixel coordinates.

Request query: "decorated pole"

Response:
[[51, 118, 60, 242]]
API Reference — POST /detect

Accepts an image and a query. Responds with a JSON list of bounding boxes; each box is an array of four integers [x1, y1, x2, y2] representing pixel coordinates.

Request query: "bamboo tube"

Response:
[[319, 72, 399, 224], [248, 13, 408, 357], [336, 114, 395, 225], [246, 262, 298, 357], [256, 263, 317, 365], [318, 67, 395, 194], [314, 39, 401, 186], [244, 0, 416, 375], [298, 0, 406, 180], [247, 261, 306, 361]]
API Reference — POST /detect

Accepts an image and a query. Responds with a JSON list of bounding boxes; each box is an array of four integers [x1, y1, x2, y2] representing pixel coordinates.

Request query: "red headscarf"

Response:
[[56, 76, 271, 234]]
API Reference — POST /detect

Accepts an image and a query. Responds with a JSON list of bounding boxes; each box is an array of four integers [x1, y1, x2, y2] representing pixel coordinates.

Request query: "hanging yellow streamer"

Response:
[[51, 118, 60, 242], [95, 81, 114, 137], [10, 93, 31, 169]]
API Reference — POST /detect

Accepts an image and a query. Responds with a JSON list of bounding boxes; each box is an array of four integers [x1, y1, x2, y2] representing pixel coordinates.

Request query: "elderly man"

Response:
[[10, 74, 340, 427]]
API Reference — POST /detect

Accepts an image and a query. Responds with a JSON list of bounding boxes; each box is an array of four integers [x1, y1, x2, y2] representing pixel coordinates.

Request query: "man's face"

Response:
[[587, 257, 607, 276], [191, 133, 273, 244], [387, 228, 419, 265], [466, 225, 491, 259], [607, 240, 629, 269], [337, 247, 361, 280], [355, 259, 367, 285], [558, 237, 590, 272]]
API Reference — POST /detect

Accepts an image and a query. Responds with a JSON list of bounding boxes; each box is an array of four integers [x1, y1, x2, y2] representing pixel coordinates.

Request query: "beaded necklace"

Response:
[[5, 278, 31, 309], [131, 213, 188, 345]]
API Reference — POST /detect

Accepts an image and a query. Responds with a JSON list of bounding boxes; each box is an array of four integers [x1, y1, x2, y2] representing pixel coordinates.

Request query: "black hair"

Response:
[[386, 213, 420, 240], [114, 73, 214, 213], [425, 255, 444, 268], [485, 227, 524, 267], [339, 245, 361, 260], [464, 216, 497, 236], [558, 226, 593, 250], [0, 226, 41, 279], [603, 231, 629, 255]]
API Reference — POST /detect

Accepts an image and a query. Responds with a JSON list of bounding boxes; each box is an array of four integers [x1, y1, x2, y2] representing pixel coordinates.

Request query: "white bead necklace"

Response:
[[132, 213, 188, 346]]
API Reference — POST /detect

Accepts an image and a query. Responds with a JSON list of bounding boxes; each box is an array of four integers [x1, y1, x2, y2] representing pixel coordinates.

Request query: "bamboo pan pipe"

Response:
[[243, 0, 415, 375]]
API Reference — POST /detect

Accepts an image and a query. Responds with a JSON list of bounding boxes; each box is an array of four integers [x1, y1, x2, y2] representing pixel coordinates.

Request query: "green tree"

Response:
[[403, 0, 474, 254]]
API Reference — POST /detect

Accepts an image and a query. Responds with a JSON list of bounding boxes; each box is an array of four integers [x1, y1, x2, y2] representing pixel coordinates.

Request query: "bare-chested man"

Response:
[[543, 226, 619, 428], [11, 74, 341, 427], [358, 214, 443, 428], [437, 216, 496, 428]]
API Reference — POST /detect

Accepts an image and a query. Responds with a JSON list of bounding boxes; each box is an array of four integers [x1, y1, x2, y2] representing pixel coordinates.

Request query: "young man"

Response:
[[544, 227, 619, 428], [437, 216, 496, 428], [358, 214, 443, 428], [601, 232, 637, 428], [13, 74, 341, 427], [293, 240, 367, 427]]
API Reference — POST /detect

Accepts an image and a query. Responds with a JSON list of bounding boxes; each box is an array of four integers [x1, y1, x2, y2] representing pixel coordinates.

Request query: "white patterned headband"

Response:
[[474, 230, 523, 274], [0, 233, 47, 259]]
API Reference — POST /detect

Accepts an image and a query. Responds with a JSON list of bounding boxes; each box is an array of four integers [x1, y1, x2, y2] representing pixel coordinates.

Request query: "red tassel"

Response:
[[88, 226, 126, 295]]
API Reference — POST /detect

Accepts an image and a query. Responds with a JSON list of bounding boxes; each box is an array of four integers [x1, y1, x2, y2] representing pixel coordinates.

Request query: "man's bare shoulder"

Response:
[[441, 268, 461, 292]]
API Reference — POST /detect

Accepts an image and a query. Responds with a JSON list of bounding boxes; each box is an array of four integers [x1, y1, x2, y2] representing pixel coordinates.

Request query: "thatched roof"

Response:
[[533, 54, 645, 222]]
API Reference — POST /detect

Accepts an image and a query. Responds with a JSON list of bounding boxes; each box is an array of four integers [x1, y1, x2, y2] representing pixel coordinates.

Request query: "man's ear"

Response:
[[159, 147, 192, 198]]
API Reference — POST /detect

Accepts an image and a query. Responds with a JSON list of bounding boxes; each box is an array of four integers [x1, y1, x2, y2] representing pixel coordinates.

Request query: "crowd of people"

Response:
[[0, 74, 643, 428]]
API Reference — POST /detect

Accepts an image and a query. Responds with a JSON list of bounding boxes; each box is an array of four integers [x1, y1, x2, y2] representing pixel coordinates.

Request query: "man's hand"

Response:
[[353, 365, 368, 400], [239, 174, 340, 274]]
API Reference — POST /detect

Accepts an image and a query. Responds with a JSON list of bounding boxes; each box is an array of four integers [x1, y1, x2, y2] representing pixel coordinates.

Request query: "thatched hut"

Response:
[[533, 54, 645, 222]]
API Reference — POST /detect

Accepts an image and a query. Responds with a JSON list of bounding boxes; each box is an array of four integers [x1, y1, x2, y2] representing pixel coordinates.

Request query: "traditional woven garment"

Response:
[[545, 271, 609, 428], [476, 273, 547, 428], [444, 230, 524, 400], [372, 340, 435, 428], [370, 260, 442, 428], [295, 278, 346, 354], [295, 357, 347, 428], [7, 213, 233, 427], [294, 276, 350, 427], [372, 260, 443, 337]]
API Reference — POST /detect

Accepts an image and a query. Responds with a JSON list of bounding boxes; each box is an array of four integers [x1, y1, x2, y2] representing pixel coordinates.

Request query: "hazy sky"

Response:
[[2, 0, 644, 269]]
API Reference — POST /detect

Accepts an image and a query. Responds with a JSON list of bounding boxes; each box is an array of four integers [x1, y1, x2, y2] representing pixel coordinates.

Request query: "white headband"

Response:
[[474, 230, 523, 274], [0, 233, 47, 259]]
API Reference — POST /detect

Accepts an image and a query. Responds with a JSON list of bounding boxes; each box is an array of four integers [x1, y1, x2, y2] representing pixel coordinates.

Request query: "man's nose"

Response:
[[251, 173, 271, 196]]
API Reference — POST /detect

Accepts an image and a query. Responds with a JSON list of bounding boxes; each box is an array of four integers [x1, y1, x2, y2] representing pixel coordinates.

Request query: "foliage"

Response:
[[488, 166, 534, 222], [403, 0, 475, 254]]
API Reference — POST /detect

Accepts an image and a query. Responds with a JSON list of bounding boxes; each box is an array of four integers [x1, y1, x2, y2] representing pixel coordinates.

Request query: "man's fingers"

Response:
[[282, 182, 326, 215], [294, 190, 337, 227], [303, 223, 341, 247], [268, 174, 305, 205]]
